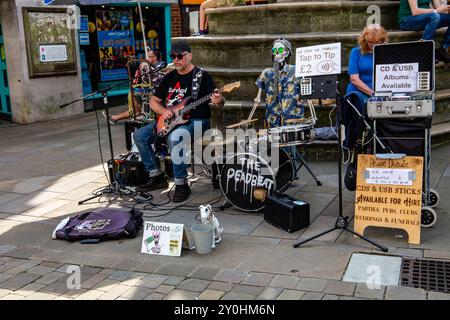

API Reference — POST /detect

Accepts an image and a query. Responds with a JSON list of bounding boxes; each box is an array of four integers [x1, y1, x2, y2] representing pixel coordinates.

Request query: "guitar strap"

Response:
[[191, 66, 203, 101]]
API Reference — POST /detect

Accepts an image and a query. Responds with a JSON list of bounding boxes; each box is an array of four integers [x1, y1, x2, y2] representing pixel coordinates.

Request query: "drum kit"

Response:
[[211, 100, 321, 212]]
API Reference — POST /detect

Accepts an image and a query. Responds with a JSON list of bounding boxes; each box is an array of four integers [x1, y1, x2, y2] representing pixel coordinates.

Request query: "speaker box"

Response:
[[263, 193, 310, 233], [107, 158, 148, 186]]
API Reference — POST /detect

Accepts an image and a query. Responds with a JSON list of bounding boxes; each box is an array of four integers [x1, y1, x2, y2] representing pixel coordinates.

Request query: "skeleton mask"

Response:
[[271, 38, 292, 64]]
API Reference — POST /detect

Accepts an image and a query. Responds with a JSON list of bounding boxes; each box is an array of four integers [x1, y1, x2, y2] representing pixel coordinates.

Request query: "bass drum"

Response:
[[219, 149, 294, 212]]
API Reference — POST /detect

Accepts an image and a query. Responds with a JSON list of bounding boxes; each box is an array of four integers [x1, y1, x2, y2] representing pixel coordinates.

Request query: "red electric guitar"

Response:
[[155, 81, 240, 137]]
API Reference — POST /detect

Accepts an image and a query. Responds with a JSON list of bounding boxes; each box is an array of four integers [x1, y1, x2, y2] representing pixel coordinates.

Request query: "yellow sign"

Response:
[[354, 154, 423, 244]]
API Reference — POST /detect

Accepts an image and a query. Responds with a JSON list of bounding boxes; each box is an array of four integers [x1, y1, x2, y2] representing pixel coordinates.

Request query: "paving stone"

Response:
[[213, 270, 248, 284], [5, 266, 27, 275], [111, 259, 142, 271], [92, 279, 120, 292], [0, 273, 41, 291], [198, 289, 225, 300], [23, 292, 58, 300], [39, 262, 64, 269], [0, 288, 10, 298], [177, 278, 210, 292], [75, 290, 106, 300], [324, 280, 356, 296], [132, 262, 161, 274], [15, 283, 46, 297], [297, 278, 328, 292], [322, 294, 340, 300], [35, 272, 67, 285], [269, 275, 301, 290], [0, 245, 17, 255], [424, 250, 450, 260], [0, 273, 14, 284], [0, 294, 24, 300], [144, 293, 166, 300], [5, 248, 43, 259], [63, 289, 87, 299], [241, 272, 274, 286], [207, 281, 234, 292], [339, 296, 368, 300], [385, 286, 426, 300], [164, 276, 186, 286], [301, 292, 324, 300], [140, 274, 169, 289], [231, 284, 264, 297], [156, 263, 198, 277], [189, 267, 220, 280], [99, 269, 116, 275], [80, 266, 102, 275], [354, 283, 386, 300], [28, 266, 56, 276], [256, 287, 283, 300], [98, 285, 130, 300], [108, 271, 134, 282], [221, 292, 255, 300], [81, 274, 108, 290], [276, 289, 306, 300], [428, 291, 450, 300], [121, 273, 147, 287], [155, 285, 175, 294], [0, 259, 27, 273], [164, 289, 198, 300], [120, 287, 153, 300], [38, 282, 70, 295]]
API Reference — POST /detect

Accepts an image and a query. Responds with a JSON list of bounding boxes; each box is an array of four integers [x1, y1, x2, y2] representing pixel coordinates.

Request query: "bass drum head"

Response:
[[219, 149, 294, 212]]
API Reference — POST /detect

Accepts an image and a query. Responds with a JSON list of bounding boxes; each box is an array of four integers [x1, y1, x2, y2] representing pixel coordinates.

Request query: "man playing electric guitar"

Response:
[[133, 40, 225, 202]]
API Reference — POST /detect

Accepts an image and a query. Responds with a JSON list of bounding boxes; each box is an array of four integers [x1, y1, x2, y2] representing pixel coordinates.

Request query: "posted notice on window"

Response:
[[375, 63, 418, 92], [39, 45, 68, 63], [295, 43, 341, 77]]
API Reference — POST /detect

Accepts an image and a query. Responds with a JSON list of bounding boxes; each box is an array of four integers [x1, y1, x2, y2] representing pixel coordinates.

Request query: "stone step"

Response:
[[210, 102, 450, 161], [211, 89, 450, 130], [207, 1, 400, 35], [186, 30, 446, 68], [207, 63, 450, 101]]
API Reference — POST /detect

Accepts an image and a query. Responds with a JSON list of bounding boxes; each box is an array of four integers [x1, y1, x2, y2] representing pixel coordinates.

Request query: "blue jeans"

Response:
[[400, 13, 450, 49], [133, 119, 210, 182]]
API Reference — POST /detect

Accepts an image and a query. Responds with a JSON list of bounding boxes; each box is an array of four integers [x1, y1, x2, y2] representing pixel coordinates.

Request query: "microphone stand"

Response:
[[58, 63, 161, 205], [293, 90, 388, 252]]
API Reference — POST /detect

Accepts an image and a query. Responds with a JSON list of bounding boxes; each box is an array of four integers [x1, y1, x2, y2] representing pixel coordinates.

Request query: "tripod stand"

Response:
[[293, 92, 388, 252], [58, 64, 160, 205]]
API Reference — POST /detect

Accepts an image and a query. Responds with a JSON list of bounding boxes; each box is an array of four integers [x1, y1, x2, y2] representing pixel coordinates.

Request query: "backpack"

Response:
[[53, 208, 143, 243]]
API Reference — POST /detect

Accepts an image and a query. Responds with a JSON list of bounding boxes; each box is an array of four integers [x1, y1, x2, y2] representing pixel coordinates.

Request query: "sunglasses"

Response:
[[169, 52, 188, 60], [272, 47, 285, 55]]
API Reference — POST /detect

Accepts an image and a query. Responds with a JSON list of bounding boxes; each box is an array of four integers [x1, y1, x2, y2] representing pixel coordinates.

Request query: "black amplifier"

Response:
[[107, 155, 148, 187], [263, 193, 310, 233]]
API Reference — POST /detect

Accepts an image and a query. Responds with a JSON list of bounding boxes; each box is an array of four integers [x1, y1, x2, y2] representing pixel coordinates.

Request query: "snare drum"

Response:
[[268, 123, 315, 147]]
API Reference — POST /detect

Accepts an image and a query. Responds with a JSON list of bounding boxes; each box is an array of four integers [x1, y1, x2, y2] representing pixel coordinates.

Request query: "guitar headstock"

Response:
[[221, 81, 241, 93]]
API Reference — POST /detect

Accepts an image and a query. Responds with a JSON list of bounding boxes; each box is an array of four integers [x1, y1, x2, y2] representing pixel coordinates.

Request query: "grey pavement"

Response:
[[1, 109, 450, 300]]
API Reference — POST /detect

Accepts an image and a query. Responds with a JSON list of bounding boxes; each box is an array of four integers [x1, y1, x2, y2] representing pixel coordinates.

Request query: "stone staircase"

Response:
[[174, 1, 450, 158]]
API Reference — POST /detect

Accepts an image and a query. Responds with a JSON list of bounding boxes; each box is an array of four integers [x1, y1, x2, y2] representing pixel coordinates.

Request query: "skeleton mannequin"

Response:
[[249, 38, 294, 124]]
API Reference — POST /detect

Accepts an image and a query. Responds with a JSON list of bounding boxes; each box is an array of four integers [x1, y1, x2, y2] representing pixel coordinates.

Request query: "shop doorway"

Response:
[[0, 21, 11, 120]]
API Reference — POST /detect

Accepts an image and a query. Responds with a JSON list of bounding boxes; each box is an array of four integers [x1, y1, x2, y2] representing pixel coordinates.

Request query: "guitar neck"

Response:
[[180, 92, 215, 116]]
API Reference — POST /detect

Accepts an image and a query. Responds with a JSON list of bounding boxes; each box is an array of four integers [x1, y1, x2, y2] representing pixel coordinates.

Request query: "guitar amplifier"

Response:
[[107, 154, 148, 187], [263, 193, 310, 233], [367, 99, 433, 119]]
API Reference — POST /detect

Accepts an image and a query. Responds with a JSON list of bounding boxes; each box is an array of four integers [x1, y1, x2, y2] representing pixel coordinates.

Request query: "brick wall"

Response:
[[171, 5, 182, 38]]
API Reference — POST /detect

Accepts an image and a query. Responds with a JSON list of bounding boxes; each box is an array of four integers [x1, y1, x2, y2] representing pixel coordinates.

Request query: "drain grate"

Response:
[[401, 258, 450, 293]]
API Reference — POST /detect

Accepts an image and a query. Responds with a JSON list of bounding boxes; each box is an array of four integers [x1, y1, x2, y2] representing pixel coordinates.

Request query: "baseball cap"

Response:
[[170, 40, 192, 54]]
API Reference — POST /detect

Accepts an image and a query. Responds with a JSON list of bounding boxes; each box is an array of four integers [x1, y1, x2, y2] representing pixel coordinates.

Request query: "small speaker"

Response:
[[263, 193, 310, 233]]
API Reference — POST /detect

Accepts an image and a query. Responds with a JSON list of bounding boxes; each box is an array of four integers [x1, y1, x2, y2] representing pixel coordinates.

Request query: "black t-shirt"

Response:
[[154, 68, 215, 119]]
